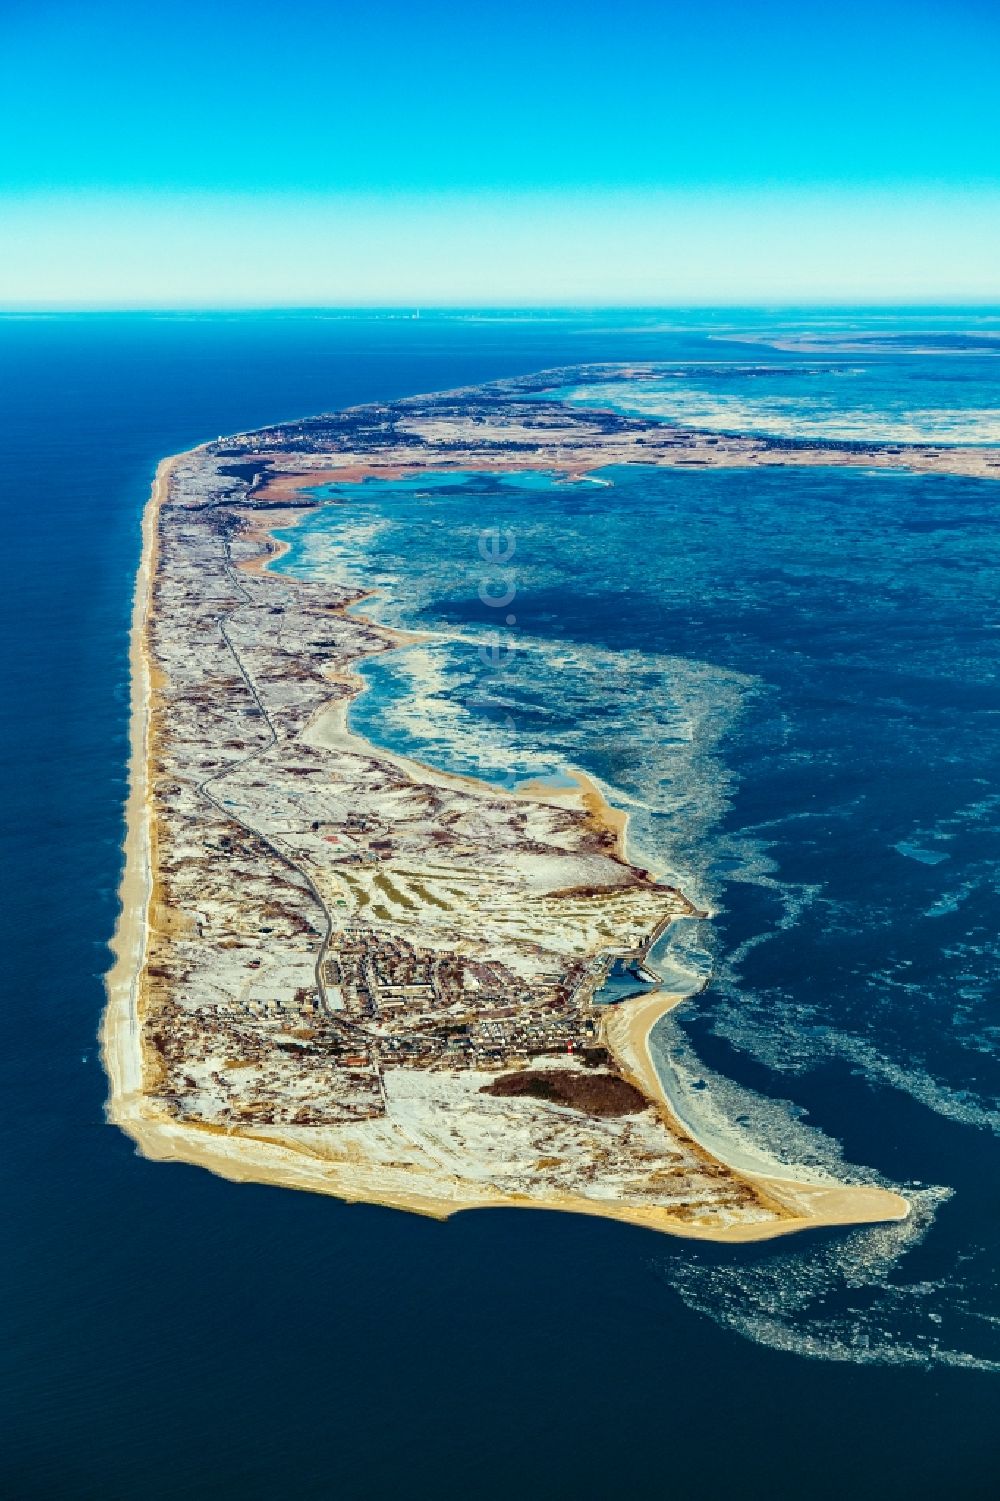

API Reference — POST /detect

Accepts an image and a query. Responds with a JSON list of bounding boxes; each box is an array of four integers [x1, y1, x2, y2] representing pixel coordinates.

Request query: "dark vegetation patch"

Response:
[[215, 462, 271, 482], [481, 1069, 648, 1117]]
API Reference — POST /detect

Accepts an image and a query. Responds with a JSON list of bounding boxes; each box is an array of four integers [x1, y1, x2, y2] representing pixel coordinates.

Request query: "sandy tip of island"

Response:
[[602, 991, 910, 1236], [105, 990, 910, 1244]]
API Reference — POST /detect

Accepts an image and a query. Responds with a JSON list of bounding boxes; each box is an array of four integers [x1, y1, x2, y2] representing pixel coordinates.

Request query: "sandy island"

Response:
[[102, 377, 925, 1242]]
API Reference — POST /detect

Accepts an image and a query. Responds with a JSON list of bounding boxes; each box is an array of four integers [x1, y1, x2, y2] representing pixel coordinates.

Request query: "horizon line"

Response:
[[3, 298, 1000, 315]]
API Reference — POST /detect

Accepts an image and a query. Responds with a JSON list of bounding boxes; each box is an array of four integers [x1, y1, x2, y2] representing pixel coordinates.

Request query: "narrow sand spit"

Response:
[[603, 992, 910, 1237]]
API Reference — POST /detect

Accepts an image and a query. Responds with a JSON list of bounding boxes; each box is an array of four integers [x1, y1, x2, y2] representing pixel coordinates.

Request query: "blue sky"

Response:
[[2, 0, 998, 305]]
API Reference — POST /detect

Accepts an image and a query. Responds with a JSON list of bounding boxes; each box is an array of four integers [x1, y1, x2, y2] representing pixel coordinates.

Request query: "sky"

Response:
[[1, 0, 998, 306]]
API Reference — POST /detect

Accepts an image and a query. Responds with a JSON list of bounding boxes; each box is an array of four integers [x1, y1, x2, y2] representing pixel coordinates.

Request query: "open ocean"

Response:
[[3, 310, 999, 1499]]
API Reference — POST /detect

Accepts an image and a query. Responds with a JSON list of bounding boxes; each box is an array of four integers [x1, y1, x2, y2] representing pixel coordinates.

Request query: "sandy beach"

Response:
[[101, 454, 170, 1133], [603, 991, 910, 1234]]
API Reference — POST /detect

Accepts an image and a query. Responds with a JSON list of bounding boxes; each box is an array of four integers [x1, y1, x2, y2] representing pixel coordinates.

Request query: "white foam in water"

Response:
[[646, 917, 715, 996], [657, 1186, 1000, 1371], [644, 957, 999, 1368], [360, 641, 553, 783], [648, 1012, 852, 1182], [278, 515, 393, 586], [664, 785, 1000, 1149], [352, 627, 758, 906], [563, 379, 1000, 446], [706, 992, 1000, 1138]]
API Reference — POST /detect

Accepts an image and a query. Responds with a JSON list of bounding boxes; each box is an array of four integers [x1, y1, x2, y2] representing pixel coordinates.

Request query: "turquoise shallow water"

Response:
[[3, 310, 1000, 1499]]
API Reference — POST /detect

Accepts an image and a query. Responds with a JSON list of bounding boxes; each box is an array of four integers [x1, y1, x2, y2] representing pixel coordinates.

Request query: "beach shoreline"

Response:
[[603, 992, 910, 1234]]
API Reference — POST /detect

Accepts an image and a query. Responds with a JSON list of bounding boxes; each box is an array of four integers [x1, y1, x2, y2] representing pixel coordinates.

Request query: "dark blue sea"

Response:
[[3, 310, 999, 1499]]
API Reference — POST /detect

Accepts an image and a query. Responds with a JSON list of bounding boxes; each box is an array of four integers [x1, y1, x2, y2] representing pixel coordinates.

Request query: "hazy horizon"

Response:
[[3, 298, 1000, 317], [3, 0, 998, 306]]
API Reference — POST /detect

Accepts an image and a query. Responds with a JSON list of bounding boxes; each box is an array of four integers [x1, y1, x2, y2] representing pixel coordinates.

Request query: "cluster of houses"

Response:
[[322, 924, 602, 1071]]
